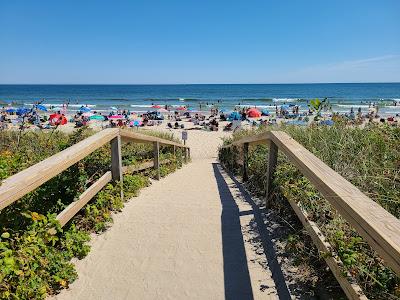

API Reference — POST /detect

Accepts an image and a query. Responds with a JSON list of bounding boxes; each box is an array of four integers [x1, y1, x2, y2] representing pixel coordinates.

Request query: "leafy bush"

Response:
[[0, 128, 181, 299]]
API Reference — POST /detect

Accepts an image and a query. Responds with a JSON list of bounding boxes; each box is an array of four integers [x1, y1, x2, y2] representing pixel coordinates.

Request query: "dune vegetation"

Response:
[[219, 123, 400, 299]]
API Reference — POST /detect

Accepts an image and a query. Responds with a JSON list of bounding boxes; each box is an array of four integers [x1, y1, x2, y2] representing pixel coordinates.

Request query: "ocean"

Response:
[[0, 83, 399, 115]]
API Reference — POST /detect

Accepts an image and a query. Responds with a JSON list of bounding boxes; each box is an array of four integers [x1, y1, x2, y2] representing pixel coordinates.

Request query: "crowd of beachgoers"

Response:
[[0, 99, 399, 133]]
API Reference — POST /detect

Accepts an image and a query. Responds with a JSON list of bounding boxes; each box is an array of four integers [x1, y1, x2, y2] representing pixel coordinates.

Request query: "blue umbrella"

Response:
[[16, 108, 29, 116], [5, 108, 15, 113], [79, 106, 91, 113], [37, 104, 47, 111]]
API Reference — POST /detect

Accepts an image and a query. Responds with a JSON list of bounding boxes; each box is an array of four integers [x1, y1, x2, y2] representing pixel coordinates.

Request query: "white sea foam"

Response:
[[335, 104, 370, 108], [272, 98, 298, 102], [24, 103, 97, 108], [130, 104, 153, 108]]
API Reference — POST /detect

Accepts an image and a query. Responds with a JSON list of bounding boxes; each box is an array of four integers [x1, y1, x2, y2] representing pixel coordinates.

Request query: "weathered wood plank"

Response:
[[265, 141, 278, 208], [0, 128, 119, 211], [111, 136, 123, 181], [287, 198, 368, 300], [122, 159, 171, 174], [56, 171, 112, 227], [120, 129, 188, 148], [242, 143, 249, 182], [153, 141, 160, 180]]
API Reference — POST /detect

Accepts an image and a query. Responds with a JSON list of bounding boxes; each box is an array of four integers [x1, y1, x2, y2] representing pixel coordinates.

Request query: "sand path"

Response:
[[52, 129, 289, 300]]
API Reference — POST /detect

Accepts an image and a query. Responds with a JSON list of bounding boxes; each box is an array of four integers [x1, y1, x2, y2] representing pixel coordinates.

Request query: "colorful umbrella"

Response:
[[109, 115, 124, 120]]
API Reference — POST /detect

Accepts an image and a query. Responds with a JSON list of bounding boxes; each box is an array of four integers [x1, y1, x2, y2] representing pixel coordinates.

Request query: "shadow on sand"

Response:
[[212, 163, 291, 300]]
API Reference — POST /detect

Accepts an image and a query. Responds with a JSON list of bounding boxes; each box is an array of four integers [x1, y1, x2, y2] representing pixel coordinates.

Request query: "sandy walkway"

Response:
[[52, 128, 288, 300]]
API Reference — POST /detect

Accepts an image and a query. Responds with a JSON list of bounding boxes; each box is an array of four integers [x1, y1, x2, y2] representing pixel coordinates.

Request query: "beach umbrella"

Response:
[[110, 106, 118, 110], [130, 119, 143, 127], [5, 107, 16, 113], [152, 105, 162, 109], [36, 104, 47, 111], [49, 113, 68, 125], [79, 106, 91, 113], [82, 112, 94, 117], [176, 106, 187, 111], [109, 115, 124, 120], [228, 111, 241, 121], [16, 108, 30, 116], [247, 108, 261, 118], [90, 115, 105, 121], [261, 109, 270, 116]]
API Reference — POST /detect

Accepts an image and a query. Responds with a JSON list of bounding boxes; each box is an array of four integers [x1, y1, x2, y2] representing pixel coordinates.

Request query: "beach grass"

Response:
[[219, 123, 400, 299]]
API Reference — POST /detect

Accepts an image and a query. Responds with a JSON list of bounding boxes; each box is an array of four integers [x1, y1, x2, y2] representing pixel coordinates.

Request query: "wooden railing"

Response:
[[0, 128, 190, 228], [221, 131, 400, 300]]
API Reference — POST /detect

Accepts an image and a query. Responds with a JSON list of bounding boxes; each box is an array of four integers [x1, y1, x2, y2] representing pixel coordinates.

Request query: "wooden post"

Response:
[[111, 135, 123, 200], [265, 141, 278, 208], [153, 141, 160, 180], [184, 147, 187, 163], [243, 143, 249, 182]]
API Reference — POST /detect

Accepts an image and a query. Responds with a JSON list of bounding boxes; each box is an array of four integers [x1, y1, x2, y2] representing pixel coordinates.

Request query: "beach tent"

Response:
[[228, 111, 241, 121], [247, 108, 261, 118], [261, 109, 270, 116]]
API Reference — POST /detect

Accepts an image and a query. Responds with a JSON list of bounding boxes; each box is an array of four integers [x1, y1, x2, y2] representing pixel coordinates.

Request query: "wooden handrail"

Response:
[[222, 130, 400, 278], [0, 128, 189, 219]]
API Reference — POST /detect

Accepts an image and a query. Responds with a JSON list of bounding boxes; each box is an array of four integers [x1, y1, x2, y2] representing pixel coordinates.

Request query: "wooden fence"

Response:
[[221, 130, 400, 300], [0, 128, 190, 228]]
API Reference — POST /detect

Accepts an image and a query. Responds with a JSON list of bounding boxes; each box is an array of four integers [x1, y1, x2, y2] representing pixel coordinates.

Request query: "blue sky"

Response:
[[0, 0, 399, 84]]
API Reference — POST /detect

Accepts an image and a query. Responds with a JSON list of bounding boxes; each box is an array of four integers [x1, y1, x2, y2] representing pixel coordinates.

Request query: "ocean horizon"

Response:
[[1, 83, 400, 115]]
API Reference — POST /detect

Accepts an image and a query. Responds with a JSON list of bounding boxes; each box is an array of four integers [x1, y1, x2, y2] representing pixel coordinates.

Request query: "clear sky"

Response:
[[0, 0, 399, 84]]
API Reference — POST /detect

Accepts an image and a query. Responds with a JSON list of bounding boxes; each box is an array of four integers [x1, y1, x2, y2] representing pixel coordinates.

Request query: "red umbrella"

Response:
[[247, 108, 261, 118], [152, 105, 162, 109], [176, 106, 187, 111]]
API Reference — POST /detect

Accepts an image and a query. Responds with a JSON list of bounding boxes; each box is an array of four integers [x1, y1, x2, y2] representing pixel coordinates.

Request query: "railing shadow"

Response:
[[212, 163, 291, 300]]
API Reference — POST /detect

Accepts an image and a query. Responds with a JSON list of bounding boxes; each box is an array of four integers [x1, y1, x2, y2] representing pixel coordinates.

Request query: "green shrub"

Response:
[[0, 128, 182, 299]]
